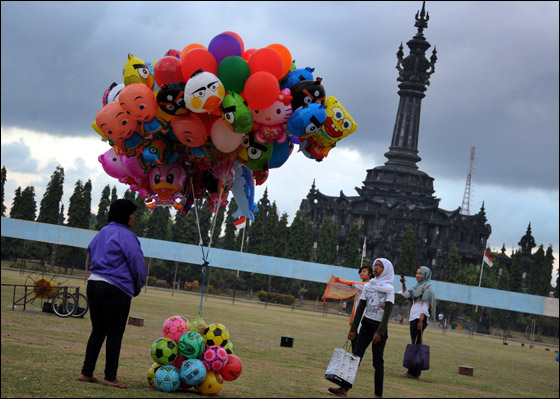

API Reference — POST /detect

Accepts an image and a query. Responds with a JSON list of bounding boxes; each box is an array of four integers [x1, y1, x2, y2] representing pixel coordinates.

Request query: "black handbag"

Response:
[[403, 335, 430, 370]]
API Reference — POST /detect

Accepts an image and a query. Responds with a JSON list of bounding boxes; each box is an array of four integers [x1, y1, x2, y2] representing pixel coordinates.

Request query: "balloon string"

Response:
[[189, 176, 209, 317]]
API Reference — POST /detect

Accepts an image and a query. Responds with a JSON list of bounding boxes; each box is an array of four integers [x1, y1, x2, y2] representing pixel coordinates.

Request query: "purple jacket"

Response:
[[88, 222, 147, 297]]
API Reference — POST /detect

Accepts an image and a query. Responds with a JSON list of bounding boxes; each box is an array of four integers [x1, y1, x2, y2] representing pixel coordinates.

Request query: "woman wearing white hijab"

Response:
[[328, 258, 395, 398], [399, 266, 436, 379]]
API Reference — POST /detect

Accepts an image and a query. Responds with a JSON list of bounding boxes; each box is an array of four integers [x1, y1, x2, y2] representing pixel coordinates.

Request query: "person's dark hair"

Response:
[[359, 265, 374, 278], [108, 199, 137, 226]]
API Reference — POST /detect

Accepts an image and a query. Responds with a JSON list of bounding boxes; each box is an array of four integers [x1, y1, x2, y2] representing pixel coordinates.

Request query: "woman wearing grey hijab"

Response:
[[399, 266, 435, 379]]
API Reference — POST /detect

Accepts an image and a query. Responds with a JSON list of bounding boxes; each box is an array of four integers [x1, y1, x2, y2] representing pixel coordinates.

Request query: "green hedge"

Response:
[[257, 290, 295, 306]]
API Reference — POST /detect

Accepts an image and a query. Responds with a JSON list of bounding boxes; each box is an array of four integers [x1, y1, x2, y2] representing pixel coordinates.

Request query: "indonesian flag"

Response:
[[362, 237, 367, 257], [483, 251, 493, 267], [233, 216, 246, 230]]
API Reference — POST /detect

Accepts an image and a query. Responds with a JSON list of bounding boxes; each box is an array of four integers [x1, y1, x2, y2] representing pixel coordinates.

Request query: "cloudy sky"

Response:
[[1, 2, 558, 279]]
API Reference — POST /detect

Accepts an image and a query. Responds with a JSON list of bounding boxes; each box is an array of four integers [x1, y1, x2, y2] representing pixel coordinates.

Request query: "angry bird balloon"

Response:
[[290, 78, 326, 110], [102, 82, 125, 106], [220, 92, 253, 134], [119, 83, 162, 136], [156, 82, 187, 116], [123, 53, 155, 90], [280, 66, 315, 90], [237, 132, 273, 171], [303, 96, 358, 161], [286, 103, 327, 143], [184, 69, 225, 113]]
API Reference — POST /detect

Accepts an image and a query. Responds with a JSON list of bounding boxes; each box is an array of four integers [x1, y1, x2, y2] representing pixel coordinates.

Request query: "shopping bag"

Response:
[[402, 342, 430, 370], [324, 341, 360, 389]]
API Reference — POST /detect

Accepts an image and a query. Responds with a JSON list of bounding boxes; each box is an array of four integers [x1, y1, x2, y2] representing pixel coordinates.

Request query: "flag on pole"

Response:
[[483, 251, 493, 267], [233, 216, 246, 230], [362, 237, 367, 257]]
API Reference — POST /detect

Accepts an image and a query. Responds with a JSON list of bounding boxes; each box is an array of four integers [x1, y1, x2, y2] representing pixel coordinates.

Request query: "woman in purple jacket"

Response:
[[76, 199, 147, 389]]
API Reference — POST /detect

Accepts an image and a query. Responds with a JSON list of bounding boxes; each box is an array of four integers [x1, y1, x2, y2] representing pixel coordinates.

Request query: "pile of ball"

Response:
[[148, 315, 242, 395]]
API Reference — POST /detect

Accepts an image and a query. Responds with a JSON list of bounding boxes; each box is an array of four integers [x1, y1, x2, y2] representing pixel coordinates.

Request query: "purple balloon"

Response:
[[208, 33, 243, 66]]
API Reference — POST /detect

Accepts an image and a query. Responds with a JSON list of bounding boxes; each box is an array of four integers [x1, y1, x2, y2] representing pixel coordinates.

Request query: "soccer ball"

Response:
[[202, 345, 228, 372], [147, 362, 162, 389], [223, 340, 235, 355], [162, 315, 189, 343], [203, 323, 229, 347], [151, 337, 179, 365], [154, 364, 181, 393], [178, 331, 206, 359], [179, 358, 207, 386], [221, 354, 243, 381], [196, 371, 224, 395]]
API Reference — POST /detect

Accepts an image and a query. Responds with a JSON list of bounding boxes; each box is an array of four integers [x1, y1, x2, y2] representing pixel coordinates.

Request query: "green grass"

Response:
[[1, 268, 558, 398]]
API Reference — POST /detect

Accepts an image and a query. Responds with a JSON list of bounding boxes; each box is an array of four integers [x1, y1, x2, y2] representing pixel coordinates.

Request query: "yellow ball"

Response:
[[147, 362, 162, 390], [196, 371, 224, 395]]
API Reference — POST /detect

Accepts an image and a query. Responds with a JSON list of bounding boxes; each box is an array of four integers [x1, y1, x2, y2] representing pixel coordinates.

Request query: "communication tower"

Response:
[[460, 147, 476, 215]]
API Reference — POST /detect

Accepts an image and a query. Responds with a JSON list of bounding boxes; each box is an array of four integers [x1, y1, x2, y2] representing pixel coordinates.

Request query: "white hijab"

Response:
[[363, 257, 395, 295]]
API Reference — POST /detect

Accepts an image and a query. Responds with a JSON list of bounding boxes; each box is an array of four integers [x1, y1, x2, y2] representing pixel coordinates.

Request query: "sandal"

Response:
[[399, 372, 419, 379], [103, 379, 128, 389], [76, 374, 99, 383], [328, 387, 348, 397]]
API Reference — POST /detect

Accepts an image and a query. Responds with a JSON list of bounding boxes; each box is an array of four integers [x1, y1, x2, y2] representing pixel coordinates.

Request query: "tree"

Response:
[[96, 185, 111, 230], [509, 252, 524, 293], [10, 186, 36, 221], [37, 166, 64, 225], [529, 245, 552, 296], [67, 181, 90, 229], [1, 166, 6, 217], [443, 247, 462, 283], [342, 220, 361, 268], [222, 198, 238, 251], [111, 186, 118, 204], [398, 224, 418, 276], [316, 217, 338, 265], [287, 211, 314, 262]]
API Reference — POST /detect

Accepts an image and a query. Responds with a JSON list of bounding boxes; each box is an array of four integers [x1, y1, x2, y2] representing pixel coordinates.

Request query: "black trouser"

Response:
[[352, 319, 387, 397], [407, 318, 427, 378], [81, 280, 131, 381]]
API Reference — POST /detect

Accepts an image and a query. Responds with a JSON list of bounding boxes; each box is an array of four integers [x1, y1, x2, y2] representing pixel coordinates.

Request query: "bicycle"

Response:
[[51, 288, 89, 318]]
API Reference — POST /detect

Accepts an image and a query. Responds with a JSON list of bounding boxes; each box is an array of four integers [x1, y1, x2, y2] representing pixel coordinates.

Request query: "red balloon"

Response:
[[248, 48, 284, 80], [181, 48, 218, 81], [243, 71, 280, 111], [242, 48, 256, 61], [154, 56, 184, 87], [164, 49, 181, 58]]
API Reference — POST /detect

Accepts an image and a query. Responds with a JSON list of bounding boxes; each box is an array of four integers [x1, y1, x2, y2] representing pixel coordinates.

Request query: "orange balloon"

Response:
[[243, 71, 280, 110], [248, 48, 284, 80], [180, 43, 206, 61], [181, 48, 217, 80], [267, 44, 291, 79], [222, 31, 244, 53]]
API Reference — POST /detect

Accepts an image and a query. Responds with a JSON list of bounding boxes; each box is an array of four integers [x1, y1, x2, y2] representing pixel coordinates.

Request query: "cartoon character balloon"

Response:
[[252, 88, 292, 144], [95, 102, 144, 155], [123, 53, 155, 89], [220, 92, 253, 134], [290, 78, 326, 110], [119, 83, 162, 136], [237, 132, 273, 171], [184, 70, 225, 114], [286, 103, 327, 143], [170, 113, 208, 147], [156, 82, 188, 116], [147, 163, 188, 209]]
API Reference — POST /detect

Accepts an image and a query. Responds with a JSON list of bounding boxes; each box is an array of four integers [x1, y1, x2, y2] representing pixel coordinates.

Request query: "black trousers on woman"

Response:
[[407, 318, 428, 378], [81, 280, 131, 381], [352, 319, 388, 398]]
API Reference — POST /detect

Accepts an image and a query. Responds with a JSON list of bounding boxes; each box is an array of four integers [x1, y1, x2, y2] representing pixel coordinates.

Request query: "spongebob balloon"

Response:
[[123, 53, 155, 90], [302, 96, 357, 161]]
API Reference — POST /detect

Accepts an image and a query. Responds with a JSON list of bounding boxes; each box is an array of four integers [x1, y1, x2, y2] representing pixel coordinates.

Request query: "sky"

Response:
[[1, 1, 559, 282]]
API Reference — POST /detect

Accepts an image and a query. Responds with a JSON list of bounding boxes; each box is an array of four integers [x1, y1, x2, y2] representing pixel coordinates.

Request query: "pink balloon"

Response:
[[210, 119, 244, 153], [98, 148, 128, 179], [122, 155, 150, 180]]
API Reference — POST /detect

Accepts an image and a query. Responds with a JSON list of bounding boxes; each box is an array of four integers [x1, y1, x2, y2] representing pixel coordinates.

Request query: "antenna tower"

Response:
[[460, 147, 476, 215]]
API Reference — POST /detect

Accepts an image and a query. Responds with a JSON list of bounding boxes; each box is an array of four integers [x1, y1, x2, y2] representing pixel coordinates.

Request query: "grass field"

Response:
[[1, 268, 558, 398]]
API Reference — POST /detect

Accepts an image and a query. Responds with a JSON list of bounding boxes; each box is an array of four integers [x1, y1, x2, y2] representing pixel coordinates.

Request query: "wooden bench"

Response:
[[128, 316, 144, 326], [458, 365, 474, 376]]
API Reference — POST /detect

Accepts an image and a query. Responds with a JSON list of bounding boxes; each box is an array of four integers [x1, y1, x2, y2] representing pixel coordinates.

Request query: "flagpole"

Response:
[[475, 251, 485, 312], [360, 237, 366, 268]]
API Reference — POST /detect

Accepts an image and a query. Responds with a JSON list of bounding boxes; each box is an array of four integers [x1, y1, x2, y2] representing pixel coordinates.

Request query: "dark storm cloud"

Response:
[[1, 1, 558, 193]]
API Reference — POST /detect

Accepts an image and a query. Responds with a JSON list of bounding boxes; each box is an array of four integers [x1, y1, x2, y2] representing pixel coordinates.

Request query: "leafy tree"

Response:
[[316, 217, 338, 265], [509, 252, 524, 292], [342, 220, 361, 268], [398, 224, 418, 276], [111, 186, 118, 204], [10, 186, 36, 221], [443, 247, 462, 283], [96, 185, 111, 230], [529, 245, 552, 296], [274, 212, 289, 258], [246, 189, 271, 255], [37, 166, 64, 225], [1, 166, 6, 217], [145, 206, 171, 240]]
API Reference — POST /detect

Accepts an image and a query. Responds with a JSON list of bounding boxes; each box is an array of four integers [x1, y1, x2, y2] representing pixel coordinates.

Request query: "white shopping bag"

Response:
[[324, 343, 360, 389]]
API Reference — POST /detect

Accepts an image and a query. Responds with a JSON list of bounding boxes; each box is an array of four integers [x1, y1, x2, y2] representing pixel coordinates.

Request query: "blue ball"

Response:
[[180, 358, 207, 386], [154, 365, 180, 393]]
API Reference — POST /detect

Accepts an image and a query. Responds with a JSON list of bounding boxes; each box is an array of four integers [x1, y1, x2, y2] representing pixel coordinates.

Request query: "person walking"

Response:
[[399, 266, 436, 380], [328, 258, 395, 398], [76, 199, 147, 388]]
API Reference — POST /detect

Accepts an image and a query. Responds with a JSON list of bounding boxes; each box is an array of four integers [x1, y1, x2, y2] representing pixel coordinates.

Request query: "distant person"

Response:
[[328, 258, 395, 398], [399, 266, 436, 380], [76, 199, 147, 389], [438, 312, 444, 329]]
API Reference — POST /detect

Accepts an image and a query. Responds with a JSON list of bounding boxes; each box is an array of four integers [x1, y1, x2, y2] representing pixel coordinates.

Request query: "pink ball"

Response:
[[162, 316, 189, 343], [202, 345, 228, 372]]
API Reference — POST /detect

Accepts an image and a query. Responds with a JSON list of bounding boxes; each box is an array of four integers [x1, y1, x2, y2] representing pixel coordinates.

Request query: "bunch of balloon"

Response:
[[93, 31, 358, 218]]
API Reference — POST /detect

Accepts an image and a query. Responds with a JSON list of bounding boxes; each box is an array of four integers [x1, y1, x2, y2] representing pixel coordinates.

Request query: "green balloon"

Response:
[[218, 56, 251, 94]]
